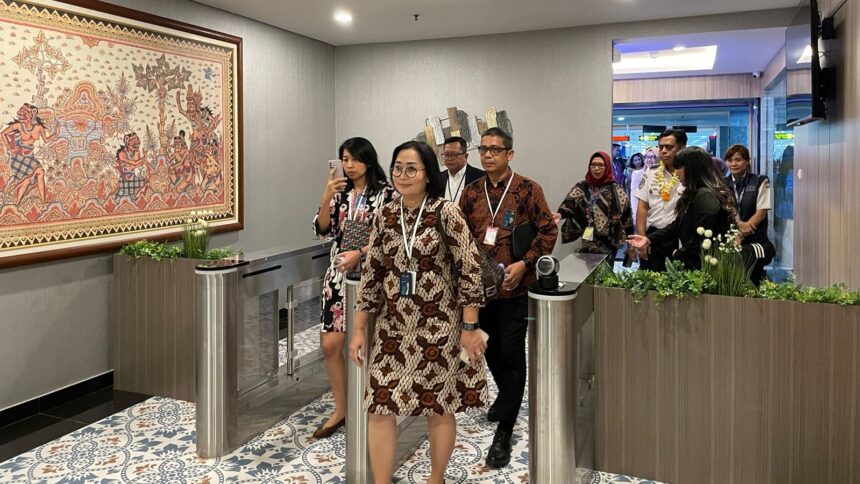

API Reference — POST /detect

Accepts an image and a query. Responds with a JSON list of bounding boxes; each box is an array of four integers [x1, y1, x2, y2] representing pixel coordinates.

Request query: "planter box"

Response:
[[594, 287, 860, 484], [112, 254, 207, 402]]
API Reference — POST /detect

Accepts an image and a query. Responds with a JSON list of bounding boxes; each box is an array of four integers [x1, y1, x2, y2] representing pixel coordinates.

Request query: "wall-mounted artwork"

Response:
[[0, 0, 242, 267], [415, 105, 513, 164]]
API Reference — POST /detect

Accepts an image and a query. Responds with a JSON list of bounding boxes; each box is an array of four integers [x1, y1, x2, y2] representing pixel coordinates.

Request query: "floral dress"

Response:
[[313, 184, 396, 332], [355, 197, 488, 416]]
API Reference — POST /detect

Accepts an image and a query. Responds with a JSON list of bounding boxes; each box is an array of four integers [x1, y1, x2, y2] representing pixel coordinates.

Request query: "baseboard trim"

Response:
[[0, 371, 114, 429]]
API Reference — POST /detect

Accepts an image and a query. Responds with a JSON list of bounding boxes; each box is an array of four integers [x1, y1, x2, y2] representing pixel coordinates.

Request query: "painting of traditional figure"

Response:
[[0, 0, 242, 267]]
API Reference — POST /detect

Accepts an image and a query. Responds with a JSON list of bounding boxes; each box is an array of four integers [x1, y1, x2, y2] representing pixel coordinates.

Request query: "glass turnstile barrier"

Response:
[[195, 240, 331, 457]]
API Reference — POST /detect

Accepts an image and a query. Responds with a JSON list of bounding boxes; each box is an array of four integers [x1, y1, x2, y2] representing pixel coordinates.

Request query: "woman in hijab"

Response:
[[557, 150, 633, 254]]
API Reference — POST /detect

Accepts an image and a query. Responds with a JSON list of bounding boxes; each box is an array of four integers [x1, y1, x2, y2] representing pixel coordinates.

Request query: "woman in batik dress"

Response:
[[349, 141, 488, 484]]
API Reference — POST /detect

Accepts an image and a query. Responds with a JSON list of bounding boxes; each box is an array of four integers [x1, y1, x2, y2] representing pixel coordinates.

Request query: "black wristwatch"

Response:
[[463, 321, 479, 331]]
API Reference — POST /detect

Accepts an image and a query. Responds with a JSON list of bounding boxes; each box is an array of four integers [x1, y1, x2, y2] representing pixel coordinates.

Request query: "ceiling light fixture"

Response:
[[673, 45, 686, 52], [612, 45, 718, 75], [617, 117, 625, 121], [334, 10, 353, 25]]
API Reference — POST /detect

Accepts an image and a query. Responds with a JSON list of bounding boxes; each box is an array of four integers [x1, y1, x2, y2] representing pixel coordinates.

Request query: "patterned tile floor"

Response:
[[1, 299, 664, 483], [0, 373, 665, 483]]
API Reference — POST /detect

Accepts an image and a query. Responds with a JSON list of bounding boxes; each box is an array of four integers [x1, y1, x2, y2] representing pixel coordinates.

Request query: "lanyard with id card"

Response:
[[583, 186, 599, 241], [399, 195, 428, 297], [483, 171, 515, 246]]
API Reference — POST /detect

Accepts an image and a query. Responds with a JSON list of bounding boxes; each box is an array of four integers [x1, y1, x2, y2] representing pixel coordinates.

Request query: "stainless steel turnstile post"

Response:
[[196, 268, 240, 458], [527, 252, 606, 484], [345, 274, 373, 483], [528, 287, 577, 482], [194, 241, 332, 458]]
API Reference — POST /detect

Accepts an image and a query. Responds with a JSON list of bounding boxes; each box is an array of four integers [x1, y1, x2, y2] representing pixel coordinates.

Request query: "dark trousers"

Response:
[[479, 295, 528, 432], [638, 225, 669, 272]]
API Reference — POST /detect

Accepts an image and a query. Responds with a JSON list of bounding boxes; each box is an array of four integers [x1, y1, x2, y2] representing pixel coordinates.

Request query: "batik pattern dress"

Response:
[[355, 197, 488, 416], [558, 180, 632, 254], [313, 184, 396, 332]]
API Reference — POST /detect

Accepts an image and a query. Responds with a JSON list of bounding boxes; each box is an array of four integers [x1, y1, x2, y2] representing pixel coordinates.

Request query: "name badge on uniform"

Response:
[[399, 271, 416, 296], [483, 226, 499, 246], [501, 210, 515, 230], [583, 226, 595, 241]]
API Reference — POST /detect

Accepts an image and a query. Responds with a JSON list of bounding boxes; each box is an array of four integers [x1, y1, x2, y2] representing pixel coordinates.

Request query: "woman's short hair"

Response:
[[723, 144, 751, 162], [390, 141, 445, 199]]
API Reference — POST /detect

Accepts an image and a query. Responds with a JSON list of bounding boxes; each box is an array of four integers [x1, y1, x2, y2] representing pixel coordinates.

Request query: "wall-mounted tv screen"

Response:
[[785, 0, 827, 126]]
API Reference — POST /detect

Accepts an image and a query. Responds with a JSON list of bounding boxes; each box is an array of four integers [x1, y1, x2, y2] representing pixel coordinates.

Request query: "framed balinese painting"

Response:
[[0, 0, 242, 267]]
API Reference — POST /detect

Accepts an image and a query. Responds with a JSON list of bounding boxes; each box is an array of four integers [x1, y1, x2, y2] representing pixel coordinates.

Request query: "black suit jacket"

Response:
[[441, 163, 485, 187]]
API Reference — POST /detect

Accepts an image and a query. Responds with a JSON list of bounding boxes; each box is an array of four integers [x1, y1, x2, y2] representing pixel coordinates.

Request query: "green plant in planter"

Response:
[[120, 210, 240, 261], [182, 210, 212, 259], [758, 280, 860, 305], [590, 260, 713, 303], [120, 240, 182, 261], [698, 225, 754, 297]]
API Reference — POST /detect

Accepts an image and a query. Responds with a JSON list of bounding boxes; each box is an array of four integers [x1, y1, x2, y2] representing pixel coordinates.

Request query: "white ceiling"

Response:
[[613, 28, 787, 79], [192, 0, 800, 46]]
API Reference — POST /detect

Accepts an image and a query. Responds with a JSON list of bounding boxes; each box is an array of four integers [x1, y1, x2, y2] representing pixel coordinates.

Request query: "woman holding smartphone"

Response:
[[312, 137, 395, 438]]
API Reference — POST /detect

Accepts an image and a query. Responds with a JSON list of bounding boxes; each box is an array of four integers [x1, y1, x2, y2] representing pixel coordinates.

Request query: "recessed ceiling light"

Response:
[[673, 45, 686, 52], [334, 10, 353, 25], [613, 45, 718, 75]]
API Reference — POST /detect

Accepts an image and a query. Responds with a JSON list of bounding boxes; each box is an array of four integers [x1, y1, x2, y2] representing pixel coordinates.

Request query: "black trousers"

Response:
[[638, 225, 670, 272], [479, 295, 528, 432]]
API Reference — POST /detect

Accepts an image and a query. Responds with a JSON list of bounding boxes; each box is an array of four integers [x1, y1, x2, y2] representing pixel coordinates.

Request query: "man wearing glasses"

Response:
[[634, 128, 687, 271], [440, 136, 484, 204], [459, 127, 558, 469]]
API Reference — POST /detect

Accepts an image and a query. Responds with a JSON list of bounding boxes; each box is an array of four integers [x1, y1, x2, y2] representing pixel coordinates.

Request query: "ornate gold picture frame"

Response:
[[0, 0, 242, 267]]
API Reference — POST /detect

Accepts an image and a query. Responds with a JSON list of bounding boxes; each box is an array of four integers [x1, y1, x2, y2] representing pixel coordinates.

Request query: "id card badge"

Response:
[[501, 210, 515, 230], [583, 226, 595, 241], [483, 226, 499, 246], [399, 271, 416, 296]]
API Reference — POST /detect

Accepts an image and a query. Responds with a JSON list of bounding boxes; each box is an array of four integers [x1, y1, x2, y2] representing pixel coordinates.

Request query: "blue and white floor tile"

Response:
[[0, 373, 665, 483], [279, 323, 323, 367]]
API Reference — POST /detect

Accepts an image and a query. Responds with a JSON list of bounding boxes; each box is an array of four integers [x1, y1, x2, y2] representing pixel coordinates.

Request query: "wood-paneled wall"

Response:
[[794, 0, 860, 289], [762, 46, 786, 89], [595, 287, 860, 483], [613, 74, 762, 104]]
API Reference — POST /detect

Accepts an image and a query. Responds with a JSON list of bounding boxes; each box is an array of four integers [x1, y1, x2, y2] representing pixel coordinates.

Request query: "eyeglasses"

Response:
[[441, 152, 466, 160], [477, 145, 508, 156], [391, 165, 424, 178], [589, 163, 606, 168]]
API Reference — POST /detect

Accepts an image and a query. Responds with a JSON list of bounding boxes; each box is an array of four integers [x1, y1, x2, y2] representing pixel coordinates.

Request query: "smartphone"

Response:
[[328, 159, 345, 179]]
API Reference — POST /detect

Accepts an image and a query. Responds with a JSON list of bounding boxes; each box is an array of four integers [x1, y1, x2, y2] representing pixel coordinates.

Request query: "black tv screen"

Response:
[[784, 0, 826, 126]]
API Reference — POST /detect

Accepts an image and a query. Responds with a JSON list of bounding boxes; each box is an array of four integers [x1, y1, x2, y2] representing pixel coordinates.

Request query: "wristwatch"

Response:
[[463, 321, 480, 331]]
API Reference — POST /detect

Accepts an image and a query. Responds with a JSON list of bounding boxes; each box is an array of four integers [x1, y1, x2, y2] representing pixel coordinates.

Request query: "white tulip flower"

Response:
[[704, 229, 713, 238], [697, 227, 705, 235], [709, 257, 718, 266], [702, 239, 712, 250]]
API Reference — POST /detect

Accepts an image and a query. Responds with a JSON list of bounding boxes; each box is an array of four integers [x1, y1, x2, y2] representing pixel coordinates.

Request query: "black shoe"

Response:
[[485, 428, 513, 469]]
